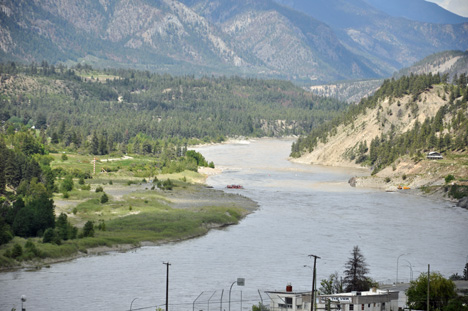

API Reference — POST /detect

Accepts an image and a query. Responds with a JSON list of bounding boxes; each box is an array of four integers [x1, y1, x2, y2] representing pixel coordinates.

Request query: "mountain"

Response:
[[1, 0, 468, 82], [363, 0, 468, 24], [395, 50, 468, 80], [274, 0, 468, 73]]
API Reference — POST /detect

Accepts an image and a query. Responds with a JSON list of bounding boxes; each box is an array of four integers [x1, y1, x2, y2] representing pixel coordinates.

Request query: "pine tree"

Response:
[[343, 246, 370, 292]]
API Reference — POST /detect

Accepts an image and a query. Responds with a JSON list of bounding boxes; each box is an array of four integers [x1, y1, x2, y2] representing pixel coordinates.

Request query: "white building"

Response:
[[266, 285, 400, 311]]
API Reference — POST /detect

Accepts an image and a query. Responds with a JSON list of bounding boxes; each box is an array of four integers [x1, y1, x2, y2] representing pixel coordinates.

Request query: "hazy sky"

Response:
[[426, 0, 468, 17]]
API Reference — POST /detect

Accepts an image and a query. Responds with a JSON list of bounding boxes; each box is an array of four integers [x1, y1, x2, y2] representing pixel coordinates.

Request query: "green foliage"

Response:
[[445, 174, 455, 184], [82, 221, 95, 238], [95, 185, 104, 192], [343, 246, 370, 292], [0, 64, 347, 156], [319, 272, 343, 295], [11, 243, 23, 258], [61, 175, 74, 192], [100, 193, 109, 204], [252, 303, 269, 311], [406, 272, 456, 311], [447, 185, 468, 199]]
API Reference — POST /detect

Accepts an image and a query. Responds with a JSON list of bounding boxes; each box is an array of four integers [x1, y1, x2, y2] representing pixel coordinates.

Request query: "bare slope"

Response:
[[291, 84, 468, 192]]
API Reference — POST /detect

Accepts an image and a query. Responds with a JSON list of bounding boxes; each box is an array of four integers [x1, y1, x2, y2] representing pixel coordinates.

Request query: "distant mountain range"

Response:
[[1, 0, 467, 82]]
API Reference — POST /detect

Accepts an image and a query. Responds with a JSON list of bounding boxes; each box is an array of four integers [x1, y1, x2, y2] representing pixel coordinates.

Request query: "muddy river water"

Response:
[[1, 139, 467, 311]]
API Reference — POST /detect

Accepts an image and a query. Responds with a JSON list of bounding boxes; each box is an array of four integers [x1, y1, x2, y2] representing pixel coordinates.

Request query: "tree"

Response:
[[343, 246, 370, 292], [100, 193, 109, 204], [319, 272, 343, 295], [82, 221, 94, 237], [406, 272, 456, 311]]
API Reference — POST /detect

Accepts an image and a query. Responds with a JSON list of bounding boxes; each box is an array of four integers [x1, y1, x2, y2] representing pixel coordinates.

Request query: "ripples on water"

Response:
[[1, 139, 467, 311]]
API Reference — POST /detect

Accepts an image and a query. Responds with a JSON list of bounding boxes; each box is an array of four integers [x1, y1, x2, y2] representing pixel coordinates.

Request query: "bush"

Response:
[[445, 174, 456, 184], [78, 177, 85, 185], [11, 243, 23, 258], [61, 175, 74, 192], [95, 185, 104, 192], [385, 177, 391, 183], [100, 193, 109, 204], [61, 153, 68, 161]]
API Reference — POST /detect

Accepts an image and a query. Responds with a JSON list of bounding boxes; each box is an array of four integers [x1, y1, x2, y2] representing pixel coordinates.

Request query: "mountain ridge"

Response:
[[1, 0, 468, 82]]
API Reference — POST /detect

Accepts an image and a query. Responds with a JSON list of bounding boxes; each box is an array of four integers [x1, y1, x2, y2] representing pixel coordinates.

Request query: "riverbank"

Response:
[[0, 151, 258, 272], [292, 150, 468, 205]]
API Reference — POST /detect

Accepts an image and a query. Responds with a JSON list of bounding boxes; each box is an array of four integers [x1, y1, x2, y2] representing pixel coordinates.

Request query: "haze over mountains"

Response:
[[1, 0, 467, 83]]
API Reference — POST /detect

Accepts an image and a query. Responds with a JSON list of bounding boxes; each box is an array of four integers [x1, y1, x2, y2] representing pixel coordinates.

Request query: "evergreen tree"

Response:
[[343, 246, 370, 292]]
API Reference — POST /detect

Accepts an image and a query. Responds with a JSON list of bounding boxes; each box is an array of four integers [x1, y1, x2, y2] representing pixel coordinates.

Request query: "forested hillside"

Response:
[[0, 62, 346, 156], [291, 73, 468, 197]]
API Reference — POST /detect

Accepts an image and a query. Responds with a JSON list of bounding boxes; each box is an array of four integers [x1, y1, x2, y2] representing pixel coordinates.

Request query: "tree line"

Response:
[[0, 61, 347, 157]]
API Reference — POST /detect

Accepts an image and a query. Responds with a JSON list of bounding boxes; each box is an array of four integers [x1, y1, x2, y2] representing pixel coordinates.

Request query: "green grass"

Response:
[[1, 151, 254, 269]]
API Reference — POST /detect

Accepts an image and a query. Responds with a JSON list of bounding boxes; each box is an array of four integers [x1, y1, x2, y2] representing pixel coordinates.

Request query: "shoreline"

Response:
[[1, 172, 259, 272]]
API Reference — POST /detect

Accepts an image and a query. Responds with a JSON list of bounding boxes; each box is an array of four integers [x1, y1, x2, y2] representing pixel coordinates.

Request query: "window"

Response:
[[361, 304, 364, 310], [350, 304, 354, 311]]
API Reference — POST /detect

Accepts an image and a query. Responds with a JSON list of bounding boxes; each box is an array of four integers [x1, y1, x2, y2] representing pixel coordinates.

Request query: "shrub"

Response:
[[78, 177, 85, 185], [445, 174, 456, 184], [11, 243, 23, 258], [95, 185, 104, 192], [100, 193, 109, 204], [61, 153, 68, 161], [61, 175, 74, 192], [385, 177, 391, 183]]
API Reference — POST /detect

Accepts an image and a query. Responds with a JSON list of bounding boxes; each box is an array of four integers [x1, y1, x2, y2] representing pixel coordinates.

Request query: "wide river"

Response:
[[1, 139, 467, 311]]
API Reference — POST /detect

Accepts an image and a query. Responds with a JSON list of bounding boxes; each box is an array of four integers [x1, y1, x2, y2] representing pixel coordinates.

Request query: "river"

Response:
[[1, 139, 467, 311]]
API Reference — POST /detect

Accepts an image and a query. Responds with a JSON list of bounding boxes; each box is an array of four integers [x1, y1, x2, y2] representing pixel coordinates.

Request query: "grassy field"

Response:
[[0, 153, 257, 270]]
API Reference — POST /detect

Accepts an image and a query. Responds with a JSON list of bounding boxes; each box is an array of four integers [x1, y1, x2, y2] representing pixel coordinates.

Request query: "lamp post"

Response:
[[130, 298, 139, 311], [163, 262, 171, 311], [403, 259, 413, 282], [21, 295, 26, 311], [229, 278, 245, 311], [308, 254, 320, 311], [396, 253, 408, 284]]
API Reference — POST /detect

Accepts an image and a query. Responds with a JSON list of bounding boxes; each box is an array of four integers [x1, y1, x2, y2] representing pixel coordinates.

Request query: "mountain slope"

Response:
[[274, 0, 468, 72], [290, 73, 468, 196], [395, 50, 468, 80], [363, 0, 468, 24], [1, 0, 468, 82]]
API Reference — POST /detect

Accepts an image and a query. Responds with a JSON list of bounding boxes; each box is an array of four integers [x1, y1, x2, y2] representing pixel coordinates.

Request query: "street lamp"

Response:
[[403, 259, 413, 282], [396, 253, 408, 284], [21, 295, 26, 311], [229, 278, 245, 311], [130, 298, 139, 311]]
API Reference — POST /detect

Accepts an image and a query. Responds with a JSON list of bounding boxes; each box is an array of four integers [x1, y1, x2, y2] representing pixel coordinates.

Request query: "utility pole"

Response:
[[308, 254, 320, 311], [163, 262, 171, 311]]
